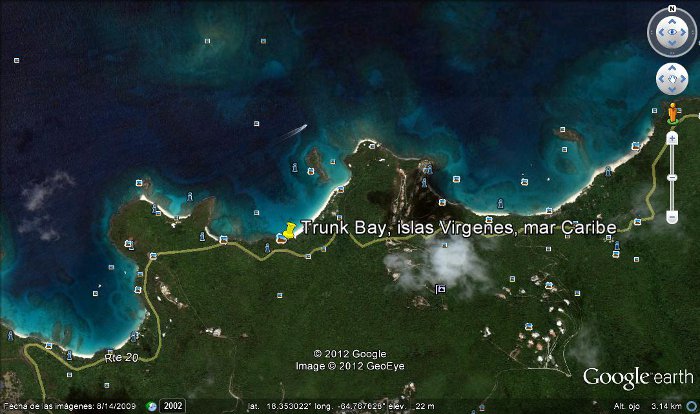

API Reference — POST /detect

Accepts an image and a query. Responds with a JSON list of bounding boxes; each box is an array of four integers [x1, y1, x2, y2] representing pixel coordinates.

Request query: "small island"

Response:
[[553, 127, 584, 144], [304, 147, 329, 182], [553, 126, 590, 164]]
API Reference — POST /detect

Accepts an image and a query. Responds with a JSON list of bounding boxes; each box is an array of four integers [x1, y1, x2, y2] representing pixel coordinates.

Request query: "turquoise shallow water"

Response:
[[1, 2, 699, 355]]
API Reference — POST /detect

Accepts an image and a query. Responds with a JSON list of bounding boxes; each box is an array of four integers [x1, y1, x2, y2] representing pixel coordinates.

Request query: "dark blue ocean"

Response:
[[2, 2, 699, 355]]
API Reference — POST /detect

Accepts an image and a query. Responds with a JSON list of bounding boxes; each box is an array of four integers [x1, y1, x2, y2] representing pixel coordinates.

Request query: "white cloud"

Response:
[[21, 171, 75, 212], [17, 215, 61, 242], [567, 324, 600, 367], [384, 235, 491, 298], [39, 228, 61, 241]]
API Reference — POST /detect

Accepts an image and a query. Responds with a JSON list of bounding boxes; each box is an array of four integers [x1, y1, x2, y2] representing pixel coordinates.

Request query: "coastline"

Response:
[[140, 194, 224, 244], [292, 138, 423, 236], [0, 125, 656, 361], [292, 177, 351, 237], [172, 130, 657, 237], [553, 126, 654, 213], [139, 194, 191, 221], [3, 325, 123, 360], [350, 134, 655, 218], [463, 127, 654, 217]]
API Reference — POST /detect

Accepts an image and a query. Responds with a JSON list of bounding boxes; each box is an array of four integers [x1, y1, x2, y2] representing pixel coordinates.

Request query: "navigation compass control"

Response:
[[648, 6, 697, 57], [656, 16, 689, 49]]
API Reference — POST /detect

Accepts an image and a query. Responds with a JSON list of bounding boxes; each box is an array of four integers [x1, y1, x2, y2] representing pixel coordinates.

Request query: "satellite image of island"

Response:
[[1, 2, 699, 414]]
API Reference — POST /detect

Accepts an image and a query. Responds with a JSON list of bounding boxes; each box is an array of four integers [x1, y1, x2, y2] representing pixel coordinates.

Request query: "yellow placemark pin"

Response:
[[282, 222, 296, 239]]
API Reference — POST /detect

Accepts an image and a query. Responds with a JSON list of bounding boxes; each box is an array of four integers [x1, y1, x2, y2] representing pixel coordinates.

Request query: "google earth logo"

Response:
[[145, 401, 157, 412]]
